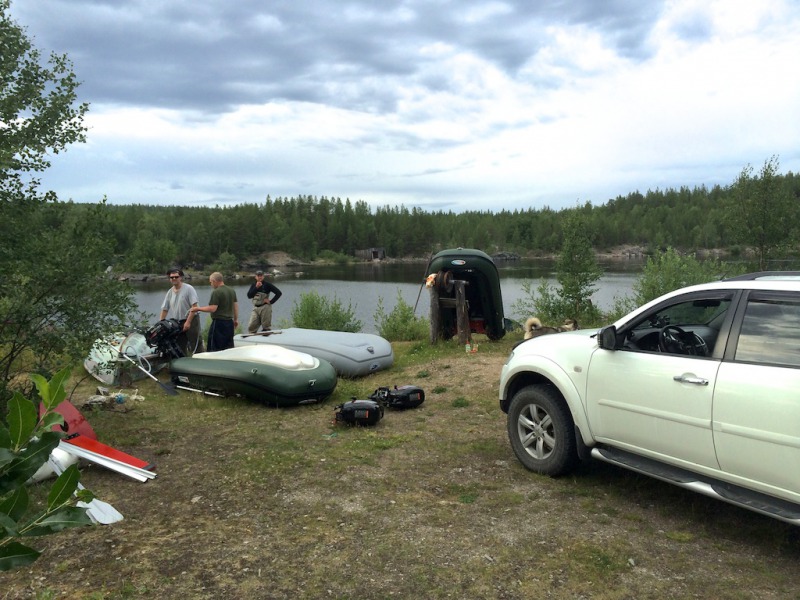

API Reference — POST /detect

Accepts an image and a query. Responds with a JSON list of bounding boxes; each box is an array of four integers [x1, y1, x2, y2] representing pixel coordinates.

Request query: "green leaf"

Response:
[[0, 511, 21, 537], [47, 464, 79, 510], [43, 368, 70, 410], [8, 392, 39, 450], [0, 541, 41, 571], [0, 432, 61, 495], [0, 425, 10, 449], [0, 486, 28, 522], [29, 373, 49, 405], [37, 412, 65, 434], [75, 488, 94, 503], [6, 394, 37, 451], [0, 447, 15, 471], [21, 506, 92, 536]]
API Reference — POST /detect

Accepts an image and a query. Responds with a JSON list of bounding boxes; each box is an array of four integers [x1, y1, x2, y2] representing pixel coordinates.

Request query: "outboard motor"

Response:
[[144, 318, 185, 359]]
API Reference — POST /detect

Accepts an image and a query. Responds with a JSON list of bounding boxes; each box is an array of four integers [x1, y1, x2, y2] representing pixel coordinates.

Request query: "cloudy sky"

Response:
[[9, 0, 800, 212]]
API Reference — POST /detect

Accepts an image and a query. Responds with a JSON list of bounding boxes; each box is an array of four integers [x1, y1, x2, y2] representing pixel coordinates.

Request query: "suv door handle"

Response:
[[673, 374, 709, 386]]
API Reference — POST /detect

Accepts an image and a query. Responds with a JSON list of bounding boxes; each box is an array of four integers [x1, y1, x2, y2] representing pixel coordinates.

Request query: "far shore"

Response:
[[113, 245, 734, 283]]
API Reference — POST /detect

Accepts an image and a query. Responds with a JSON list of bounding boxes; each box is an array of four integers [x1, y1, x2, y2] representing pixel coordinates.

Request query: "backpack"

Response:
[[369, 385, 425, 410]]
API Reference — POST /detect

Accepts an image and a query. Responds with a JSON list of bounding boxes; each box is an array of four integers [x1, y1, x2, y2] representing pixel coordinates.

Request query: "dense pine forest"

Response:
[[62, 169, 800, 272]]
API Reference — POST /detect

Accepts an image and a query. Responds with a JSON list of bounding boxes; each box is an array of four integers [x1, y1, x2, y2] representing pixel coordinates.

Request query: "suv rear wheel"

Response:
[[506, 384, 579, 476]]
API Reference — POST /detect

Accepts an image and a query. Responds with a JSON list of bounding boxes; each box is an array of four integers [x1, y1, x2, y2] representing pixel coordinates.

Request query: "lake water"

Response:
[[132, 259, 643, 334]]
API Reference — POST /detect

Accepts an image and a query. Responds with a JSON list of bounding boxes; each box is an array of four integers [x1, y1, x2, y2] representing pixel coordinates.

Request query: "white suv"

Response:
[[499, 273, 800, 525]]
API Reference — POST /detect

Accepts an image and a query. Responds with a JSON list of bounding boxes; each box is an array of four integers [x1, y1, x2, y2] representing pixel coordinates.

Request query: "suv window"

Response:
[[735, 298, 800, 367], [633, 298, 729, 331]]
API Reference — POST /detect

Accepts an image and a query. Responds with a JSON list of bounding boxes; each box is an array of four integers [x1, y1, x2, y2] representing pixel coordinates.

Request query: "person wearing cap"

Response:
[[246, 270, 282, 333], [160, 268, 204, 356]]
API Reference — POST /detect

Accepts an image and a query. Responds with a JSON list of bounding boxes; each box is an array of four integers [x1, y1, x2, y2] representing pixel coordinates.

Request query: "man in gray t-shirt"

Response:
[[160, 269, 204, 355]]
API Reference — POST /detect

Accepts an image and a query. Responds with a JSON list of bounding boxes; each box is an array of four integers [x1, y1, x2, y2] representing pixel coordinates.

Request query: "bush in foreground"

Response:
[[290, 291, 362, 332], [373, 291, 429, 341]]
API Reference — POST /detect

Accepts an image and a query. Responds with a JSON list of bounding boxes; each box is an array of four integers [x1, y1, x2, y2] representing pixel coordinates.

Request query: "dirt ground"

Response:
[[3, 339, 799, 599]]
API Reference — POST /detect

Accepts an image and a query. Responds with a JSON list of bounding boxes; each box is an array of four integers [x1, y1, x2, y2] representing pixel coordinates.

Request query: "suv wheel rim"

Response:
[[517, 403, 555, 460]]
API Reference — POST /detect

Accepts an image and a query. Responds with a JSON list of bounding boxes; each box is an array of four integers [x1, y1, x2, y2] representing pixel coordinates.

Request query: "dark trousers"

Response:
[[207, 319, 234, 352], [177, 317, 204, 356]]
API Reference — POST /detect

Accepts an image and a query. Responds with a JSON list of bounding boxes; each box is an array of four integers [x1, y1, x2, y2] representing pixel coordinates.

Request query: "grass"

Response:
[[4, 334, 800, 599]]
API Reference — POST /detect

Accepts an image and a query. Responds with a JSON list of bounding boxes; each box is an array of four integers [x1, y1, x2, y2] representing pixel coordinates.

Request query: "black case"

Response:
[[335, 399, 384, 426], [369, 385, 425, 410]]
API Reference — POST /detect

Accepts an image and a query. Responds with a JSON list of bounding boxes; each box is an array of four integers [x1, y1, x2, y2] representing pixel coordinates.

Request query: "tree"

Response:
[[0, 2, 138, 404], [0, 0, 88, 178], [511, 208, 602, 325], [554, 208, 602, 321], [726, 156, 797, 270]]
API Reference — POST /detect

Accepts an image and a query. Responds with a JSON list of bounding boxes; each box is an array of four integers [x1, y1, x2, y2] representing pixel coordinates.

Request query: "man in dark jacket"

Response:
[[246, 270, 282, 333]]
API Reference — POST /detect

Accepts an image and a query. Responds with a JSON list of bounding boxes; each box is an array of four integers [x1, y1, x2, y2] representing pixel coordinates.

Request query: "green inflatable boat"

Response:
[[427, 248, 506, 340], [169, 345, 337, 407]]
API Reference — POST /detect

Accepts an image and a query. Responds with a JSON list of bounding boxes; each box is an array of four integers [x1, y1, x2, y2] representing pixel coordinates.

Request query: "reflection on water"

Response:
[[131, 259, 643, 334]]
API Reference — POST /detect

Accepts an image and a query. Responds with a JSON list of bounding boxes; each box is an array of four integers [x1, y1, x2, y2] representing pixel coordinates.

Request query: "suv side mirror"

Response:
[[597, 325, 619, 350]]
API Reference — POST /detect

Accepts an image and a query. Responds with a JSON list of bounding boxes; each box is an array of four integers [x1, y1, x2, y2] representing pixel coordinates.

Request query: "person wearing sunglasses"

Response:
[[159, 268, 204, 356]]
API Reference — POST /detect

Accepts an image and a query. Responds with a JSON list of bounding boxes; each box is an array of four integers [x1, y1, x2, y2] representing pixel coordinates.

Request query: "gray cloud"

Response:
[[9, 0, 800, 211], [17, 0, 662, 114]]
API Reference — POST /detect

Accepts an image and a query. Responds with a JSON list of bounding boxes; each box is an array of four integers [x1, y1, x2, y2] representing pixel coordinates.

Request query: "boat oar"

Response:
[[48, 453, 124, 525], [413, 252, 434, 313], [174, 384, 223, 397], [110, 343, 178, 396], [238, 330, 283, 339]]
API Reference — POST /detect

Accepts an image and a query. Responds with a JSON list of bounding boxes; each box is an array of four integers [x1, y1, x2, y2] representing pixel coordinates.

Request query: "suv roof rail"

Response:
[[724, 271, 800, 281]]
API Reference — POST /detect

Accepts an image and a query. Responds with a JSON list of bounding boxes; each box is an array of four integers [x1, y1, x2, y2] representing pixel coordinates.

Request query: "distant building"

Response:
[[355, 247, 386, 261]]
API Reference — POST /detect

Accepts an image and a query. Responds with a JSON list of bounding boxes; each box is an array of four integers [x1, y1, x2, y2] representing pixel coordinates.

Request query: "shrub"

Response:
[[602, 248, 744, 323], [211, 252, 239, 275], [316, 250, 353, 264], [511, 279, 602, 328], [373, 291, 429, 341], [632, 247, 733, 305], [290, 291, 362, 332], [0, 368, 94, 570]]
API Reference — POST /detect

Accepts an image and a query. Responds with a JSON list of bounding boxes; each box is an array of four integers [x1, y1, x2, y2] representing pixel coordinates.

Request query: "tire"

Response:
[[506, 384, 579, 476]]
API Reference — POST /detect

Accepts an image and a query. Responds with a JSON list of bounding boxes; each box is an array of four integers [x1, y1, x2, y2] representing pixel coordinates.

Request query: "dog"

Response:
[[523, 317, 579, 340]]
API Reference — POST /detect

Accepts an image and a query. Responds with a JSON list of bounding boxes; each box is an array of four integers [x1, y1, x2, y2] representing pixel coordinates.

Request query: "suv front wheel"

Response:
[[506, 384, 579, 476]]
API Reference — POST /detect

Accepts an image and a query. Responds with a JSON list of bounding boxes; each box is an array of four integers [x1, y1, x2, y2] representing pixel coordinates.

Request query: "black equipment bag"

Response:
[[334, 399, 384, 426], [369, 385, 425, 410]]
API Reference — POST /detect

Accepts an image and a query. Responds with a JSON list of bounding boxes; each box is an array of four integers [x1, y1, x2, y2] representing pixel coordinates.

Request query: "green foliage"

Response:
[[511, 279, 564, 325], [316, 250, 353, 264], [290, 291, 363, 332], [602, 248, 744, 323], [210, 251, 239, 275], [632, 247, 732, 305], [511, 208, 603, 326], [0, 5, 140, 406], [725, 156, 798, 270], [0, 368, 94, 571], [555, 208, 603, 321], [124, 223, 178, 273], [0, 0, 88, 177], [373, 291, 429, 341], [2, 159, 798, 268]]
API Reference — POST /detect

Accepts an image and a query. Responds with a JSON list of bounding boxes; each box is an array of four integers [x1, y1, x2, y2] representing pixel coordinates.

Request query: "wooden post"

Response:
[[455, 280, 470, 346], [429, 285, 440, 344]]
